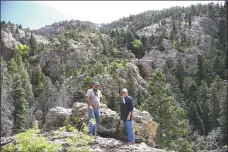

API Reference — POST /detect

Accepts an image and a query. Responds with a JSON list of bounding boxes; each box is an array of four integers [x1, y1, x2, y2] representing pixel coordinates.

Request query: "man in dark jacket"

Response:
[[120, 88, 135, 144]]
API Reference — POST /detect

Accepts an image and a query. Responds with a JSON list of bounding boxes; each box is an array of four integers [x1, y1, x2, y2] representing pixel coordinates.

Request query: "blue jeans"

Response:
[[123, 120, 135, 143], [88, 108, 100, 135]]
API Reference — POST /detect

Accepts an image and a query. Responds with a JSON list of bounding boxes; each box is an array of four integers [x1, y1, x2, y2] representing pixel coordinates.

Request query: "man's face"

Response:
[[93, 84, 99, 90], [122, 91, 127, 97]]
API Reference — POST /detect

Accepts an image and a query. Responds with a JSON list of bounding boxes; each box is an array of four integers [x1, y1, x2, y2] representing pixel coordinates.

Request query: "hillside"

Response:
[[1, 2, 227, 152]]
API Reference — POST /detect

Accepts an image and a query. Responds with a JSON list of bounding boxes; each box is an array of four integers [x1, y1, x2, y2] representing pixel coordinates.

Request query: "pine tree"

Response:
[[107, 91, 119, 112], [183, 77, 205, 134], [18, 24, 22, 29], [188, 14, 192, 28], [175, 59, 185, 91], [208, 76, 223, 130], [212, 56, 223, 77], [12, 73, 27, 133], [33, 65, 46, 97], [21, 66, 34, 106], [142, 69, 192, 151], [16, 27, 19, 34], [197, 81, 210, 135], [218, 86, 228, 145], [8, 58, 18, 75], [29, 33, 38, 56], [196, 54, 205, 85], [126, 69, 135, 97]]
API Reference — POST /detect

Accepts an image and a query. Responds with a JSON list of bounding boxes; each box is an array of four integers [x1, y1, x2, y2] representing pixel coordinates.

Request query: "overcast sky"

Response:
[[2, 1, 220, 30]]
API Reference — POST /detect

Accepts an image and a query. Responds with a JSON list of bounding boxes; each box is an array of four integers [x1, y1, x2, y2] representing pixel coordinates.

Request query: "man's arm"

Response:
[[86, 90, 91, 107], [86, 96, 90, 106], [100, 91, 102, 103], [127, 97, 133, 119]]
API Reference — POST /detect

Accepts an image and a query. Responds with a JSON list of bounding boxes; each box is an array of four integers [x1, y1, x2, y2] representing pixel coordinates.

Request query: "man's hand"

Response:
[[127, 115, 130, 120], [89, 105, 93, 110]]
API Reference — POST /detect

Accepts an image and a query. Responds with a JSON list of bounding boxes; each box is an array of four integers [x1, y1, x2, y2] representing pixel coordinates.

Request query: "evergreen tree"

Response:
[[107, 91, 119, 112], [212, 56, 223, 77], [218, 86, 228, 145], [196, 54, 205, 85], [33, 65, 46, 97], [21, 66, 34, 106], [8, 58, 18, 75], [183, 77, 204, 134], [126, 69, 135, 97], [208, 76, 223, 130], [18, 24, 22, 29], [188, 14, 192, 28], [197, 81, 210, 135], [1, 20, 6, 24], [12, 73, 27, 133], [174, 59, 185, 91], [142, 69, 192, 151], [29, 33, 38, 56], [16, 27, 19, 34]]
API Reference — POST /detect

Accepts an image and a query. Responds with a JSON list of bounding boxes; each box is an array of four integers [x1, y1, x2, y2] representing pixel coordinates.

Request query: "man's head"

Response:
[[92, 81, 100, 90], [121, 88, 128, 97]]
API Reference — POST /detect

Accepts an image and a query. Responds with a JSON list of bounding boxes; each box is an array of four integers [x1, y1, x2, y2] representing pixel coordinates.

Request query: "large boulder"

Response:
[[117, 108, 158, 147], [71, 103, 120, 136], [43, 107, 72, 132], [1, 29, 19, 60]]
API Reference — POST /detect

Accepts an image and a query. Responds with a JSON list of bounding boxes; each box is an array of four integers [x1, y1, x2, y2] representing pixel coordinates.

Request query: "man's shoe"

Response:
[[88, 133, 93, 136], [127, 142, 135, 145]]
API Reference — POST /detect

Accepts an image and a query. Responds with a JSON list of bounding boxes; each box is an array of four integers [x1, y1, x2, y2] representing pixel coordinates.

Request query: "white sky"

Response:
[[36, 1, 221, 24]]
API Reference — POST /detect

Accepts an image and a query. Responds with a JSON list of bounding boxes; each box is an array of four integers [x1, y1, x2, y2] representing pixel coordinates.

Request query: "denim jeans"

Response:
[[88, 108, 100, 135], [123, 120, 135, 143]]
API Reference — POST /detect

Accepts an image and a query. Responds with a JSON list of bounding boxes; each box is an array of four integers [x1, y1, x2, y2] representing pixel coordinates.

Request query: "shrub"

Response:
[[2, 121, 61, 152], [54, 116, 94, 152]]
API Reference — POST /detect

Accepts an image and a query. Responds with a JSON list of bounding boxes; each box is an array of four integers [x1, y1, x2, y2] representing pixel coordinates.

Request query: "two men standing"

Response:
[[86, 82, 135, 144]]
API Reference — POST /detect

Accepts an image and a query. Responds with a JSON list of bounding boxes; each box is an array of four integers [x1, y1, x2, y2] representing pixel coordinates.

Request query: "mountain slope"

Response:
[[1, 1, 227, 152]]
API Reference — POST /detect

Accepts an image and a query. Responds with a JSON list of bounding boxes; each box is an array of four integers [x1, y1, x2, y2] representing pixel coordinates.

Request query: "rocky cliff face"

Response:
[[34, 20, 100, 37], [137, 16, 219, 78]]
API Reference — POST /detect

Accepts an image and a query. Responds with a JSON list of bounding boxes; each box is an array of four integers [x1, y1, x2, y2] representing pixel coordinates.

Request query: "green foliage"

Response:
[[8, 58, 18, 75], [133, 39, 141, 49], [16, 43, 30, 59], [141, 69, 192, 151], [21, 67, 34, 106], [107, 91, 120, 112], [54, 117, 94, 152], [2, 121, 62, 152], [32, 65, 46, 97], [83, 77, 94, 90], [208, 76, 224, 130], [29, 33, 38, 56], [174, 59, 186, 91], [12, 73, 28, 133]]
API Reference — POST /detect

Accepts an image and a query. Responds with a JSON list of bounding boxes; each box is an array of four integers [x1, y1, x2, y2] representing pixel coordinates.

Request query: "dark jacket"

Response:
[[120, 96, 133, 121]]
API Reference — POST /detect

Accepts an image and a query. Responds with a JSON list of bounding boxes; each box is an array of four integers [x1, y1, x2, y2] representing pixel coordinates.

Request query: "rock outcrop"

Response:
[[43, 107, 72, 132], [1, 29, 19, 60], [1, 133, 173, 152], [43, 102, 158, 147]]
